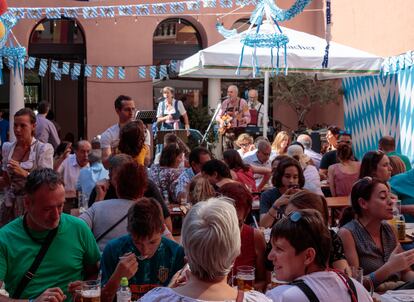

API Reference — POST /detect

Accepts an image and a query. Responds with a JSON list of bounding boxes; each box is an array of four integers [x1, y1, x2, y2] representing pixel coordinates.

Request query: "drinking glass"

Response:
[[78, 193, 89, 214], [236, 265, 255, 291], [81, 280, 100, 302], [270, 271, 289, 289], [351, 266, 363, 284]]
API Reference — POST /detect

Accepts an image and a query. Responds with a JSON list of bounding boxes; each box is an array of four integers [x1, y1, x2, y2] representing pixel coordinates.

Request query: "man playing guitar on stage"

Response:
[[216, 85, 251, 151]]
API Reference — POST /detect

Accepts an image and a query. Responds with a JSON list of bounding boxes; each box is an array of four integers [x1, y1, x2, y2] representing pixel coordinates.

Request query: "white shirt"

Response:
[[266, 271, 372, 302], [57, 154, 88, 195], [141, 287, 272, 302], [100, 123, 151, 151], [247, 100, 265, 126], [303, 165, 324, 196], [243, 150, 276, 187]]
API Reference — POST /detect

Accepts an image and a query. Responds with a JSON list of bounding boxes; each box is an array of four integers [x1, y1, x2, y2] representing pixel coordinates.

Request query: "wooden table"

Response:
[[326, 196, 350, 226], [168, 204, 191, 236]]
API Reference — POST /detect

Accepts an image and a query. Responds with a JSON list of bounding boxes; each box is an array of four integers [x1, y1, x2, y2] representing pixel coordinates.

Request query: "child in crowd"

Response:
[[100, 198, 185, 301]]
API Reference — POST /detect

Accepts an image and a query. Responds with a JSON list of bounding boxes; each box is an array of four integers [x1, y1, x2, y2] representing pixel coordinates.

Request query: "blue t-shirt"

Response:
[[260, 187, 282, 215], [100, 235, 184, 299], [390, 169, 414, 222]]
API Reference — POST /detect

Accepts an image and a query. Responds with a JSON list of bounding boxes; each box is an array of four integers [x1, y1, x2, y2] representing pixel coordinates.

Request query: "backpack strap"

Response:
[[290, 279, 320, 302]]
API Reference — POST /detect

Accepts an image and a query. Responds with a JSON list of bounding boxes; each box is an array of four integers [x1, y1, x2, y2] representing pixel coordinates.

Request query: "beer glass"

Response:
[[236, 265, 255, 291], [351, 266, 363, 284], [81, 280, 100, 302], [270, 271, 289, 289]]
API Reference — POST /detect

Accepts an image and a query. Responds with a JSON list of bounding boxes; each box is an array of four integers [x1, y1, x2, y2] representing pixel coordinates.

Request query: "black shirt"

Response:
[[320, 150, 338, 170]]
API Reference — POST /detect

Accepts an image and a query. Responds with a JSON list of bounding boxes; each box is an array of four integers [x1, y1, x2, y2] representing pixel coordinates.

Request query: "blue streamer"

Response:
[[39, 59, 48, 77], [46, 8, 61, 19], [150, 66, 157, 79], [51, 60, 59, 74], [170, 3, 185, 13], [27, 8, 43, 19], [187, 1, 200, 10], [62, 62, 70, 75], [118, 67, 125, 80], [100, 7, 115, 18], [138, 66, 146, 78], [26, 57, 36, 69], [106, 66, 115, 79], [84, 65, 93, 77], [54, 68, 61, 81], [136, 5, 150, 15], [203, 0, 217, 8], [96, 66, 103, 79], [118, 6, 133, 16], [83, 7, 98, 19], [63, 8, 78, 18], [220, 0, 233, 8], [216, 23, 237, 38]]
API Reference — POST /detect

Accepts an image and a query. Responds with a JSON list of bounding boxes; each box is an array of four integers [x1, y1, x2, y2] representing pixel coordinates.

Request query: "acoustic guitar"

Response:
[[218, 103, 249, 135]]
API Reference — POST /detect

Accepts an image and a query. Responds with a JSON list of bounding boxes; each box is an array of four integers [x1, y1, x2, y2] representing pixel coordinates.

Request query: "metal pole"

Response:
[[263, 71, 269, 138]]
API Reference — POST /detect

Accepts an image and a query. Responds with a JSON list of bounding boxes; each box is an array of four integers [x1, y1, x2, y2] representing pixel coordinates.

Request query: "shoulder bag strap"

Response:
[[13, 226, 58, 299], [235, 289, 244, 302], [290, 279, 320, 302], [95, 213, 128, 242], [336, 271, 358, 302]]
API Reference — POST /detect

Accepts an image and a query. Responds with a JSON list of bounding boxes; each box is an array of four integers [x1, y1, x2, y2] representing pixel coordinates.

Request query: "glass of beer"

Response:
[[270, 271, 289, 289], [81, 280, 100, 302], [236, 265, 255, 291]]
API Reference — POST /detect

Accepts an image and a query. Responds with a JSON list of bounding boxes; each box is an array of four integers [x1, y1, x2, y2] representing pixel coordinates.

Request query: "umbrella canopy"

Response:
[[179, 22, 383, 79]]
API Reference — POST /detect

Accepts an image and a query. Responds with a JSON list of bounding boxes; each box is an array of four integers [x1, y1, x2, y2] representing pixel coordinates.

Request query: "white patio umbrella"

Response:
[[179, 22, 384, 136]]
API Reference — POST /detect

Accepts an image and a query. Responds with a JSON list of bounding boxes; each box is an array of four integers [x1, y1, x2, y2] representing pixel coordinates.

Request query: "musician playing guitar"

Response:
[[216, 85, 251, 151]]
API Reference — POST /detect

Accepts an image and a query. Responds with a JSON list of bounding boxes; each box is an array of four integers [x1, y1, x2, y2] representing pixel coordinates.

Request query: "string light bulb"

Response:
[[135, 16, 138, 22], [95, 20, 99, 26], [114, 18, 117, 25]]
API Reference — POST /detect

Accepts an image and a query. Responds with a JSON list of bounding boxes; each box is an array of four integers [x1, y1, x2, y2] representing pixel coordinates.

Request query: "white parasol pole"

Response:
[[263, 71, 269, 137]]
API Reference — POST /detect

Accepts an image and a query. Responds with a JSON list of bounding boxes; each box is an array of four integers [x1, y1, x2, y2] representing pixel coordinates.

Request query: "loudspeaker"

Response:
[[135, 110, 157, 124]]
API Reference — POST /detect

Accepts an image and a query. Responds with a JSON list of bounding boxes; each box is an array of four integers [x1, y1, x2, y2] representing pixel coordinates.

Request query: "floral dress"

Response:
[[148, 164, 183, 204]]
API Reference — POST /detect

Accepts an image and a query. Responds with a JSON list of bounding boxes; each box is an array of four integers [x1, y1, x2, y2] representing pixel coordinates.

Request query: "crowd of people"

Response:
[[0, 86, 413, 302]]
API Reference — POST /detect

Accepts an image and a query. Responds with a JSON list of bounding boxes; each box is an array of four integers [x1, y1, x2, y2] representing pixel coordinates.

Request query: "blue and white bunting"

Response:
[[96, 66, 103, 79], [84, 65, 93, 77], [100, 7, 115, 18], [63, 8, 79, 19], [51, 60, 59, 74], [73, 63, 81, 77], [83, 7, 98, 19], [150, 66, 157, 79], [151, 4, 167, 14], [169, 60, 178, 73], [45, 8, 61, 19], [54, 68, 62, 81], [25, 57, 36, 69], [118, 6, 133, 16], [5, 57, 14, 69], [203, 0, 217, 8], [187, 1, 200, 10], [39, 59, 48, 77], [138, 66, 146, 78], [62, 62, 70, 75], [26, 8, 43, 19], [136, 5, 150, 16], [106, 66, 115, 79], [159, 65, 168, 78], [118, 67, 125, 80], [170, 3, 185, 13], [8, 8, 25, 19], [71, 69, 78, 80], [220, 0, 233, 8]]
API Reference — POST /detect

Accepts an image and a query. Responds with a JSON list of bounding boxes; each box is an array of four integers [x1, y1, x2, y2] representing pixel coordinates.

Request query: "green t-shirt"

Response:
[[0, 214, 101, 300]]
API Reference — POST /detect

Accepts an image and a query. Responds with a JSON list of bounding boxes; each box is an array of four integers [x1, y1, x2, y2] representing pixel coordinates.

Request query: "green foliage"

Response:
[[186, 105, 215, 148], [272, 73, 343, 129]]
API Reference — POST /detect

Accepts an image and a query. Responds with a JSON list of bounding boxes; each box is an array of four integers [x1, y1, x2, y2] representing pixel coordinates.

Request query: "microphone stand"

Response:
[[201, 101, 222, 144]]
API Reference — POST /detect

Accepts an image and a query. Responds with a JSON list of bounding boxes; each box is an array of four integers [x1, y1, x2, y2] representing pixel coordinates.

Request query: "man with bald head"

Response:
[[297, 133, 322, 169], [247, 89, 265, 126], [55, 140, 92, 212], [216, 85, 250, 151]]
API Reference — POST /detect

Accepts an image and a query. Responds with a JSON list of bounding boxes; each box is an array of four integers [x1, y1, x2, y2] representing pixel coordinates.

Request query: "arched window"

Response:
[[231, 18, 251, 33], [153, 18, 202, 65], [28, 18, 86, 141]]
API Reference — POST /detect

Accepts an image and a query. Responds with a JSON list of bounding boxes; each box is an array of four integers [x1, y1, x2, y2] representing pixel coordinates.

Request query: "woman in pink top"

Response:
[[328, 143, 360, 196]]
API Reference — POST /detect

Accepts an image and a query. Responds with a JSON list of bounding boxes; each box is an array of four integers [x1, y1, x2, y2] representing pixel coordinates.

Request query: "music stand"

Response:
[[156, 129, 188, 144], [135, 110, 157, 124]]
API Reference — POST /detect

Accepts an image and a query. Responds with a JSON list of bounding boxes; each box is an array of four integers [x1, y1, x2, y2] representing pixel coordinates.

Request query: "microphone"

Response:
[[157, 97, 165, 102]]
